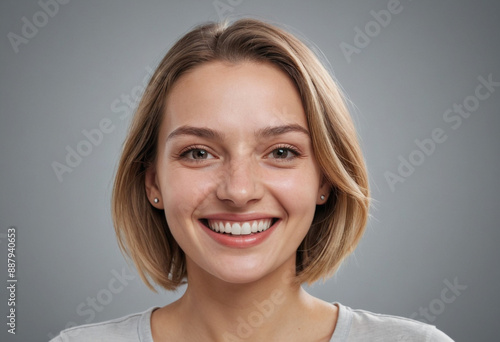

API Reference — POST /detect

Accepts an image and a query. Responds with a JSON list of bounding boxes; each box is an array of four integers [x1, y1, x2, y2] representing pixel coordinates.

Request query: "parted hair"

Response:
[[112, 18, 370, 291]]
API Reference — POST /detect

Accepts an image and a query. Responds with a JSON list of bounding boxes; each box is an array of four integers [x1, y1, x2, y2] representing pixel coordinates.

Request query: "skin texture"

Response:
[[145, 61, 337, 341]]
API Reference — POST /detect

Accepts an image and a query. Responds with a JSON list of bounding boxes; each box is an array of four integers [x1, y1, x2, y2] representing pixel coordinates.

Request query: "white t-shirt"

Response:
[[50, 303, 454, 341]]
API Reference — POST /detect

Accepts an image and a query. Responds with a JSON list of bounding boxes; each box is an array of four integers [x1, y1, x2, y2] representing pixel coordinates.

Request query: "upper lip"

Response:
[[201, 213, 279, 222]]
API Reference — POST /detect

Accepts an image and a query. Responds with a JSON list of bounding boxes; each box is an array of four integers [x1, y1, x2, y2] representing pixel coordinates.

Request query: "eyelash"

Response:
[[266, 144, 301, 161], [176, 144, 302, 162], [178, 145, 214, 161]]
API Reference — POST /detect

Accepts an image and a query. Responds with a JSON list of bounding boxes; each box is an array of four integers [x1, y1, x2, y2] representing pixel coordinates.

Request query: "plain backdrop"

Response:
[[1, 1, 499, 341]]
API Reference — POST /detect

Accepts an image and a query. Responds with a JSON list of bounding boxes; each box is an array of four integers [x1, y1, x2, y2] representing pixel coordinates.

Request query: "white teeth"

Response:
[[232, 223, 241, 235], [251, 221, 258, 233], [258, 221, 264, 232], [241, 222, 251, 235], [206, 219, 273, 235]]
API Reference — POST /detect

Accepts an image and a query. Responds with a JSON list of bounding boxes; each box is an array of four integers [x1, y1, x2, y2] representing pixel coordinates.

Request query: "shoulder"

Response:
[[331, 303, 454, 342], [49, 307, 156, 342]]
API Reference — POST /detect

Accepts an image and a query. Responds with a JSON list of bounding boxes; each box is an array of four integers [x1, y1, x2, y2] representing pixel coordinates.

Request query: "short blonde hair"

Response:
[[112, 18, 370, 291]]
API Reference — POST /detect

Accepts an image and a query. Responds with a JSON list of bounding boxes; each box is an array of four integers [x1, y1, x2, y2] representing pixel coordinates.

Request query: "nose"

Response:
[[216, 157, 264, 207]]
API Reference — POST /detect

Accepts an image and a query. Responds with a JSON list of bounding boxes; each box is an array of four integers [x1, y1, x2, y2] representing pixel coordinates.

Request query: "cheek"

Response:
[[264, 169, 320, 247], [159, 169, 221, 256], [266, 169, 320, 213], [161, 168, 220, 223]]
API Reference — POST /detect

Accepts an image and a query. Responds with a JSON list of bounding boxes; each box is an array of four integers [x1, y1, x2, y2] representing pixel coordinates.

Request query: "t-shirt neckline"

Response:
[[140, 303, 351, 342]]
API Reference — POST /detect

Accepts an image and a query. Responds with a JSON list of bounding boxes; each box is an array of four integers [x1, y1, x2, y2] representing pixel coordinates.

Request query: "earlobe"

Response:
[[145, 165, 164, 209], [316, 181, 331, 205]]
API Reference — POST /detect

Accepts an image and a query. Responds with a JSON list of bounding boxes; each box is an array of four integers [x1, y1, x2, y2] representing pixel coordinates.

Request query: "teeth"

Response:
[[258, 221, 265, 232], [207, 219, 273, 235], [232, 223, 241, 235], [241, 222, 251, 235]]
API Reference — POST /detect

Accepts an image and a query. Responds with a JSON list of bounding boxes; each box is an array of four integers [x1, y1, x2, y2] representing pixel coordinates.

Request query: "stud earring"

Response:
[[320, 195, 325, 201], [154, 198, 159, 203]]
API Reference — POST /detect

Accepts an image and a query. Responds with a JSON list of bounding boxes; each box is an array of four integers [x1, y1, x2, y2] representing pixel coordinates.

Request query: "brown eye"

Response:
[[268, 146, 299, 161]]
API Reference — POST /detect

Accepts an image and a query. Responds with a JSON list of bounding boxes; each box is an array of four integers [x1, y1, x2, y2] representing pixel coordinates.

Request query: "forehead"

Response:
[[162, 61, 307, 133]]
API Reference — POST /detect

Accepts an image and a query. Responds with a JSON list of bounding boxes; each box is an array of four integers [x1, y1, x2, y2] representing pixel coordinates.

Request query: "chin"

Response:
[[207, 260, 274, 285], [213, 270, 268, 285]]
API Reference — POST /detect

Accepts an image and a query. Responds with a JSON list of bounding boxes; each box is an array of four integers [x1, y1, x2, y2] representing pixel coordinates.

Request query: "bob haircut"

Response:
[[112, 18, 370, 291]]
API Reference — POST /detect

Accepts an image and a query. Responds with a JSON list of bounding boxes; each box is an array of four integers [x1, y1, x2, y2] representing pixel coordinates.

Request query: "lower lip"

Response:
[[199, 220, 279, 248]]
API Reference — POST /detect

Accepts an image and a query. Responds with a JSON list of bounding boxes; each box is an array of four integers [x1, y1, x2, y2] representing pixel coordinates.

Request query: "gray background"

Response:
[[1, 0, 499, 341]]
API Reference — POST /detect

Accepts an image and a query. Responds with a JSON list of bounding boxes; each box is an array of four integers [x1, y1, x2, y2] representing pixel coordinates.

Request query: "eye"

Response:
[[267, 146, 300, 160], [272, 148, 291, 159], [180, 147, 214, 160]]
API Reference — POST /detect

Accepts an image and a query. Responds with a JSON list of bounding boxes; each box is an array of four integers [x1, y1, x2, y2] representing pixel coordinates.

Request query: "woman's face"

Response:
[[146, 60, 329, 284]]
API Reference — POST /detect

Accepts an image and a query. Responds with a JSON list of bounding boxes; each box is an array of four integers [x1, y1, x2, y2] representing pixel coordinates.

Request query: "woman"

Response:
[[51, 18, 453, 341]]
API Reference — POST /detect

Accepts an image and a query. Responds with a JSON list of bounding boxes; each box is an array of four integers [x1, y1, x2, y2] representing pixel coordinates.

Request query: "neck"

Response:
[[176, 259, 310, 341]]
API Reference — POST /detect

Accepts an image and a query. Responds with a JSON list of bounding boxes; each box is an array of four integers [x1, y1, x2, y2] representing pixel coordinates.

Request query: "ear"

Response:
[[316, 179, 331, 205], [145, 164, 164, 209]]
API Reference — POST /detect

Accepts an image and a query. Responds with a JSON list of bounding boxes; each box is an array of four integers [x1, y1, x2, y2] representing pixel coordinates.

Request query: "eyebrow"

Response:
[[256, 124, 310, 138], [166, 124, 310, 142], [166, 126, 225, 142]]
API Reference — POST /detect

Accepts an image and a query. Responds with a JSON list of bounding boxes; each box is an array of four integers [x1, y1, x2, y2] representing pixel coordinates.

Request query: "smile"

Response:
[[201, 219, 276, 235]]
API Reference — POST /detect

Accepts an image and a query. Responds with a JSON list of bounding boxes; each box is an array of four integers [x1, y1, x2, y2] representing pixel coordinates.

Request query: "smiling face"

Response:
[[145, 60, 330, 284]]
